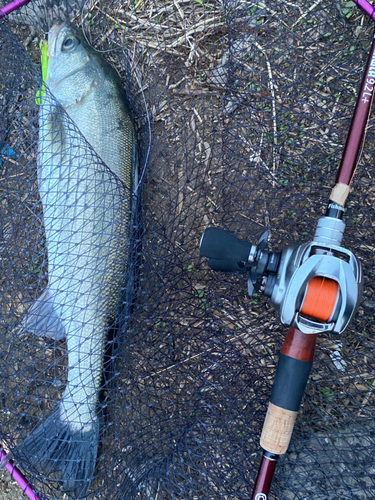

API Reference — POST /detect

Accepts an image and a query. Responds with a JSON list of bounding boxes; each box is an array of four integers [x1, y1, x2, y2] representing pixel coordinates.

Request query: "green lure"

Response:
[[35, 40, 48, 105]]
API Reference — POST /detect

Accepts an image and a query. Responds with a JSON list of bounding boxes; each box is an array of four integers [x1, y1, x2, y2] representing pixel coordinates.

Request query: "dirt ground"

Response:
[[0, 470, 29, 500]]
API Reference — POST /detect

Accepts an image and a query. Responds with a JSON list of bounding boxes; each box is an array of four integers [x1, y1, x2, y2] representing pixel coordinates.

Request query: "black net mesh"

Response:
[[0, 1, 375, 499]]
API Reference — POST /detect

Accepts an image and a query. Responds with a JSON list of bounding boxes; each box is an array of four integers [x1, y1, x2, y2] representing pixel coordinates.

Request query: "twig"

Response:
[[357, 378, 375, 416], [239, 134, 278, 186], [290, 0, 324, 29], [257, 1, 291, 28], [282, 1, 303, 13], [253, 42, 278, 184], [133, 38, 180, 56], [139, 321, 258, 382], [173, 0, 184, 20], [169, 18, 225, 48]]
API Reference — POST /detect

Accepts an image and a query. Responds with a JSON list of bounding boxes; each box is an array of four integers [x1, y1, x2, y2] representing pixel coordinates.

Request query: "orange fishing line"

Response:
[[301, 277, 338, 322]]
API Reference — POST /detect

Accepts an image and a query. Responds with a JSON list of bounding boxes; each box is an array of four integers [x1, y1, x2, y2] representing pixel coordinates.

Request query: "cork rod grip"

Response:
[[260, 327, 317, 455], [260, 403, 297, 455], [330, 183, 350, 207]]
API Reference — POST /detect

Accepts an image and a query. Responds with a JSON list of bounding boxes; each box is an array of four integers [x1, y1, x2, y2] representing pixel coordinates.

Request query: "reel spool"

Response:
[[300, 277, 339, 323]]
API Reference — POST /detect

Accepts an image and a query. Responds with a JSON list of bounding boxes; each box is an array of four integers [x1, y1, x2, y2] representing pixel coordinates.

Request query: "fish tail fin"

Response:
[[14, 406, 100, 498]]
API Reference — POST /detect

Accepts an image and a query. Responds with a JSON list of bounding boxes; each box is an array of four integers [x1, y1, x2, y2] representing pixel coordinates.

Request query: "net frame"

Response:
[[0, 1, 374, 499]]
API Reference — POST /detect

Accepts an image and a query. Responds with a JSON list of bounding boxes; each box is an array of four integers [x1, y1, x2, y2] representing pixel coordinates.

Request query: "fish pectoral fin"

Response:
[[21, 287, 66, 340], [47, 106, 67, 159], [39, 102, 67, 164]]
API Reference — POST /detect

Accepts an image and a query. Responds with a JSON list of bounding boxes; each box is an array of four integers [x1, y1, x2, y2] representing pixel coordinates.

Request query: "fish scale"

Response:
[[12, 22, 138, 498]]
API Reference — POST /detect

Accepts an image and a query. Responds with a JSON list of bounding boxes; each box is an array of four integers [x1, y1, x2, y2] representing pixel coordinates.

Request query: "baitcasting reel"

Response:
[[199, 213, 363, 335]]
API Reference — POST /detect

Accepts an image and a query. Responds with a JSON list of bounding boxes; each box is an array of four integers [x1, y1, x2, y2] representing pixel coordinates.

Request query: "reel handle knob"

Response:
[[199, 227, 253, 272]]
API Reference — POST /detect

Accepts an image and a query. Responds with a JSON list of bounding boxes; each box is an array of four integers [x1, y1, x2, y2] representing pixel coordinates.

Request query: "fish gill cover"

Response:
[[0, 1, 374, 499]]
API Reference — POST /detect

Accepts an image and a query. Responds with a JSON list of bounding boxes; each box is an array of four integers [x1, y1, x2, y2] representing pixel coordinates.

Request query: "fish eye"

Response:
[[62, 35, 79, 52]]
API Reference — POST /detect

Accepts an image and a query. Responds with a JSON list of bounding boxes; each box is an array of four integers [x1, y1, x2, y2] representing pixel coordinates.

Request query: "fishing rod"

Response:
[[200, 8, 375, 500]]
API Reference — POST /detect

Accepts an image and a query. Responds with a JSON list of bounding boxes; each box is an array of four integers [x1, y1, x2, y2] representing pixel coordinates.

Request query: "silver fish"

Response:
[[14, 22, 138, 497]]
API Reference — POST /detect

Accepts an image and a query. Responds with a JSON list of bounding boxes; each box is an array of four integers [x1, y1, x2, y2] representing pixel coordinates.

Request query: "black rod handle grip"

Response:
[[260, 327, 317, 455], [199, 227, 253, 272]]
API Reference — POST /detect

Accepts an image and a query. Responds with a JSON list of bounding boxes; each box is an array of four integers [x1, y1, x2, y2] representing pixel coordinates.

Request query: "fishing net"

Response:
[[0, 0, 375, 498]]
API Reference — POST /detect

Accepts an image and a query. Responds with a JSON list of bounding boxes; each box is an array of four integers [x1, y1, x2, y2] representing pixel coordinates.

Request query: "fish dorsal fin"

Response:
[[21, 287, 66, 340]]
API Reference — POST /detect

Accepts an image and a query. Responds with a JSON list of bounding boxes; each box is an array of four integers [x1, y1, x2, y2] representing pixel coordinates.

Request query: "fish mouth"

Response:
[[47, 21, 66, 58]]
